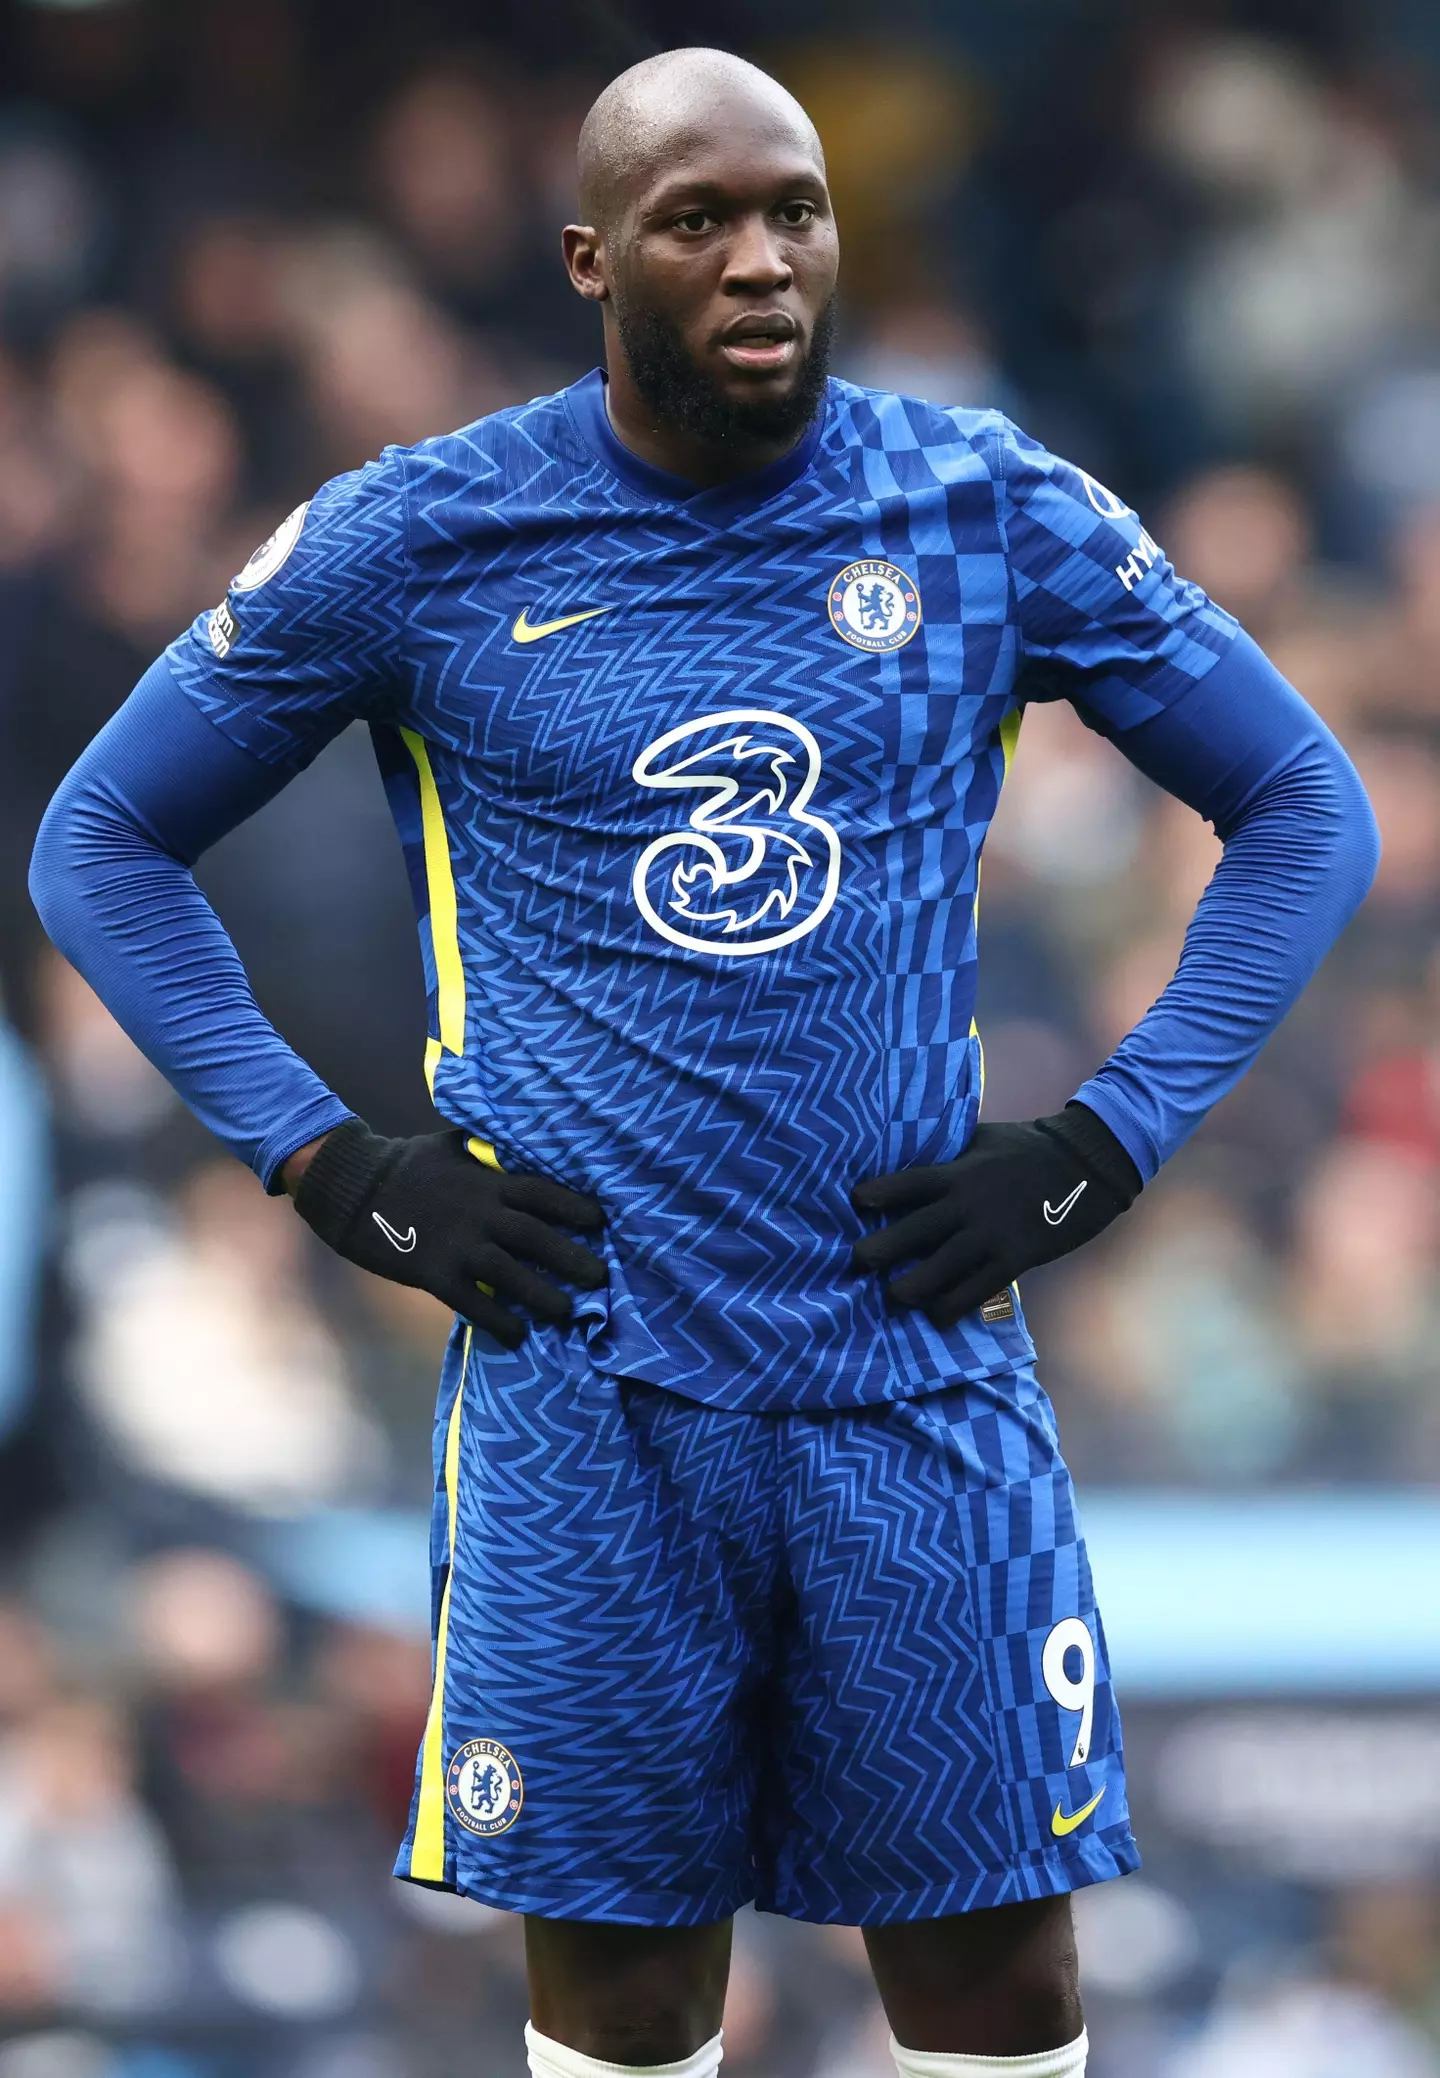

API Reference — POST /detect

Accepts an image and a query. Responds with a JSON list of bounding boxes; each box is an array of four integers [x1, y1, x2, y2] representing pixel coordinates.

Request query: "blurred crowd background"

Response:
[[0, 0, 1439, 2072]]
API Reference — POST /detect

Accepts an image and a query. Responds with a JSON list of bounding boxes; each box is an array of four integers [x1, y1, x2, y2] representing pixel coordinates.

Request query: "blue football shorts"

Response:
[[395, 1326, 1138, 1925]]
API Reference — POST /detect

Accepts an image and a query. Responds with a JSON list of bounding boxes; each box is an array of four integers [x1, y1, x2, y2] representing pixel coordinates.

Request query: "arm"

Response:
[[31, 460, 416, 1186], [1072, 629, 1379, 1179], [30, 659, 353, 1189], [31, 460, 606, 1343]]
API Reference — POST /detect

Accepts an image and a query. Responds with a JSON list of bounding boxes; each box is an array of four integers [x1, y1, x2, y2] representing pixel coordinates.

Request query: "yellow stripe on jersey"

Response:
[[1000, 705, 1023, 774], [972, 709, 1024, 1109], [401, 729, 466, 1091], [407, 1331, 469, 1883]]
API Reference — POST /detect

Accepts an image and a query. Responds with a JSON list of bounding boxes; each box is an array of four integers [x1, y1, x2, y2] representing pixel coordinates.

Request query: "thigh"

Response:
[[394, 1333, 775, 1925], [766, 1367, 1138, 1924]]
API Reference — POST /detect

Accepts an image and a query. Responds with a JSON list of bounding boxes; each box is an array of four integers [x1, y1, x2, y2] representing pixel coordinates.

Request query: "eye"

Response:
[[777, 200, 818, 226], [673, 210, 717, 234]]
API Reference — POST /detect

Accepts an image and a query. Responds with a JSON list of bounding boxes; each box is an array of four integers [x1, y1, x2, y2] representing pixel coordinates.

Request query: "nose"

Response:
[[721, 213, 793, 295]]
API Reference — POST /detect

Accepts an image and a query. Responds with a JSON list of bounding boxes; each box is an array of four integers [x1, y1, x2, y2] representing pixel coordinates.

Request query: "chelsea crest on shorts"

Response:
[[446, 1737, 524, 1838]]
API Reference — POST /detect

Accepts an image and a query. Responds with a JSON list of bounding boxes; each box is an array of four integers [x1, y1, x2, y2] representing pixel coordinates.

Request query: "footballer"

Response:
[[33, 48, 1377, 2078]]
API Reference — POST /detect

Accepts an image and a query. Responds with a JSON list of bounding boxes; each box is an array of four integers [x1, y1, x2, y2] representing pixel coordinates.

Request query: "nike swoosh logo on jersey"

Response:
[[1051, 1787, 1106, 1837], [372, 1212, 417, 1253], [1043, 1180, 1088, 1227], [512, 606, 612, 644]]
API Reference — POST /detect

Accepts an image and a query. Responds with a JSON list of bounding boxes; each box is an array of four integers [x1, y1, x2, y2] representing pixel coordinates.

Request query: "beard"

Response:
[[613, 291, 836, 451]]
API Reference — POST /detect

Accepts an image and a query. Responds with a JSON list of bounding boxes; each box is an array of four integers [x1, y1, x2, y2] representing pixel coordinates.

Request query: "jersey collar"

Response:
[[566, 367, 826, 520]]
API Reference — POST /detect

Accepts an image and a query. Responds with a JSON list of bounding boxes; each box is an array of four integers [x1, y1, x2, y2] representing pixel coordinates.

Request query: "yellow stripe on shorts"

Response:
[[407, 1328, 469, 1882]]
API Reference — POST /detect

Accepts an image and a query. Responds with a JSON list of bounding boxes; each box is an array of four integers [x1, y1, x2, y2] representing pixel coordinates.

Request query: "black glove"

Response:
[[850, 1102, 1141, 1330], [292, 1119, 607, 1349]]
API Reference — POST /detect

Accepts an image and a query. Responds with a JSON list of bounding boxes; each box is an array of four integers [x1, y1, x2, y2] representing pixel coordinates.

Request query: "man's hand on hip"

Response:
[[850, 1102, 1141, 1330], [285, 1120, 606, 1348]]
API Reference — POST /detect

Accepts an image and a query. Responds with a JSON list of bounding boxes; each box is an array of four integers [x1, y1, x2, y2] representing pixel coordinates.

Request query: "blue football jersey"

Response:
[[167, 370, 1237, 1411]]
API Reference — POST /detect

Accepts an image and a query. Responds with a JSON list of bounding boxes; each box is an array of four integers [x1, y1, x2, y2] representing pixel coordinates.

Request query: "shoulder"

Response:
[[826, 377, 1015, 483], [391, 385, 591, 512], [261, 382, 598, 586], [277, 388, 581, 554]]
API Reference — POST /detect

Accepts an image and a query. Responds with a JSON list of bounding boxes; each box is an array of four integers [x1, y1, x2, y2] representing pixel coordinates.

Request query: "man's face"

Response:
[[593, 116, 839, 446]]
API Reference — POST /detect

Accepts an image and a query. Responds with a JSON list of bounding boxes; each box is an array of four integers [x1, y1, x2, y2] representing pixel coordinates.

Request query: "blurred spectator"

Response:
[[280, 229, 503, 473], [0, 117, 101, 341], [72, 1161, 385, 1515], [850, 300, 1015, 414], [1288, 1136, 1440, 1476], [314, 1619, 431, 1837], [1375, 508, 1440, 731], [1055, 1181, 1306, 1483], [370, 67, 523, 320], [1162, 465, 1314, 646], [0, 1694, 180, 2019], [1150, 37, 1440, 444], [0, 1011, 46, 1447], [168, 215, 318, 506]]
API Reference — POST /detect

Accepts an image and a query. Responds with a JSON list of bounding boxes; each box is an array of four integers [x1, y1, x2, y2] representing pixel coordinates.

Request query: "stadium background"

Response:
[[0, 0, 1438, 2070]]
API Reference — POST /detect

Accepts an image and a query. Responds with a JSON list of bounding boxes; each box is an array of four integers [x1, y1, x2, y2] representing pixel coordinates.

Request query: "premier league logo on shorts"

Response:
[[446, 1738, 524, 1837], [827, 559, 922, 653]]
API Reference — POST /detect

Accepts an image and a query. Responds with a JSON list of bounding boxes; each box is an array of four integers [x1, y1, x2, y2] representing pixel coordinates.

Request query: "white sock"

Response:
[[525, 2022, 723, 2077], [891, 2030, 1087, 2078]]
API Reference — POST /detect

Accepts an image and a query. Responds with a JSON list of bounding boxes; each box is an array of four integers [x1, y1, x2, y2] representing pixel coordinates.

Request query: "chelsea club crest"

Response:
[[446, 1738, 524, 1837], [827, 559, 921, 653]]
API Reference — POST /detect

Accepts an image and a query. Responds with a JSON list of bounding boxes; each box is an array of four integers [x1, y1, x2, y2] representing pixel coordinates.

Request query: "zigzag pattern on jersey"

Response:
[[396, 1339, 1138, 1923], [389, 385, 1037, 1409]]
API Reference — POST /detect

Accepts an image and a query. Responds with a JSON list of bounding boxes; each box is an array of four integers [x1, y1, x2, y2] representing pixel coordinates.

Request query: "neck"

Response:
[[601, 348, 812, 489]]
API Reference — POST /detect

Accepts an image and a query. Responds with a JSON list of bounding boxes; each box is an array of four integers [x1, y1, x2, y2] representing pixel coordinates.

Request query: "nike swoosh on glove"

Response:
[[293, 1119, 606, 1348], [850, 1102, 1142, 1330]]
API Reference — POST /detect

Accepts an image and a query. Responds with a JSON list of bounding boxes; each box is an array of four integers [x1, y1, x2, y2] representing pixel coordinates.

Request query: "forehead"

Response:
[[624, 103, 825, 216]]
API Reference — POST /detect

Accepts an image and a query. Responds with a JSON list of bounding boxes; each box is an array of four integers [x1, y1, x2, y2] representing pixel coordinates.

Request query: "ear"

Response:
[[562, 223, 610, 303]]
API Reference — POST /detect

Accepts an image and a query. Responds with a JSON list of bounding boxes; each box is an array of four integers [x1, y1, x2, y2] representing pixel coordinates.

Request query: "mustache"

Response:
[[614, 292, 837, 450]]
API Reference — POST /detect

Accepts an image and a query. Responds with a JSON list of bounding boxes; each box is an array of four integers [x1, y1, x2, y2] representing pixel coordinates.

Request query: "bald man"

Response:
[[33, 45, 1376, 2078]]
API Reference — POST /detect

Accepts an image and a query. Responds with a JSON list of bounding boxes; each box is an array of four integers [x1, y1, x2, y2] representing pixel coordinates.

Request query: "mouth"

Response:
[[717, 311, 801, 374]]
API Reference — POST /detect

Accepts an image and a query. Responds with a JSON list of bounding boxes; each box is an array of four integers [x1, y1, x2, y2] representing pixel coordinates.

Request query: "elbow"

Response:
[[28, 789, 71, 948], [1334, 748, 1382, 917], [1354, 798, 1382, 909], [28, 775, 102, 962], [1264, 730, 1382, 922]]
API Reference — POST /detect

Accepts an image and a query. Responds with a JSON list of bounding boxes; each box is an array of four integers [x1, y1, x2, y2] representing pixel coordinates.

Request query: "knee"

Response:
[[992, 1907, 1082, 2042], [528, 2014, 722, 2076], [1005, 1903, 1079, 1994], [1006, 1964, 1082, 2049], [576, 2004, 707, 2066], [525, 1916, 731, 2068]]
